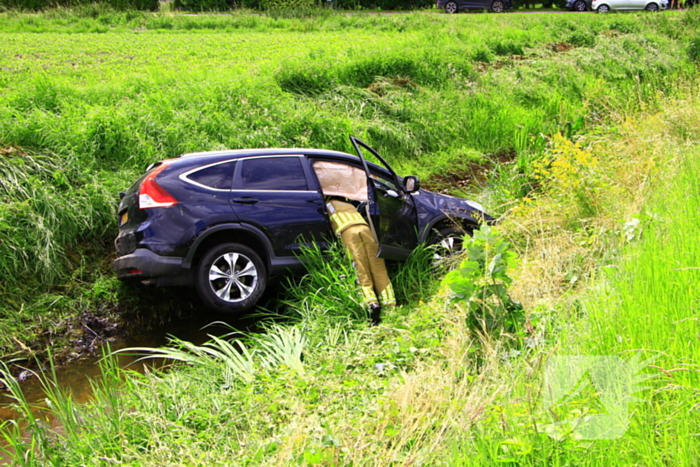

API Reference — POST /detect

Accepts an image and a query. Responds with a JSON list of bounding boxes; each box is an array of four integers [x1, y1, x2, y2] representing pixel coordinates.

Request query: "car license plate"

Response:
[[120, 212, 128, 226]]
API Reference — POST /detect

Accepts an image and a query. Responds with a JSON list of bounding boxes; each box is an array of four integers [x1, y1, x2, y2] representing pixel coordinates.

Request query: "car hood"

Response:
[[412, 189, 494, 233]]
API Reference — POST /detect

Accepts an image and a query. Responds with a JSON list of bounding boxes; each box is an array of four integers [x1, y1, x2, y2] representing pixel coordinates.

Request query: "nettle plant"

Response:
[[442, 223, 523, 337]]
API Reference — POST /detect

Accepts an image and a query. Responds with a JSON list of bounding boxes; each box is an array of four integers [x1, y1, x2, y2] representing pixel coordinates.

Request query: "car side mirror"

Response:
[[403, 176, 420, 193]]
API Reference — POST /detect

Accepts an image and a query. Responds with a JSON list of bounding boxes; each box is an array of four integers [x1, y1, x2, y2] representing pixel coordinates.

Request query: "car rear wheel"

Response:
[[597, 4, 610, 11], [195, 243, 267, 314], [444, 1, 459, 13], [573, 0, 587, 10], [491, 0, 505, 12], [645, 2, 659, 9]]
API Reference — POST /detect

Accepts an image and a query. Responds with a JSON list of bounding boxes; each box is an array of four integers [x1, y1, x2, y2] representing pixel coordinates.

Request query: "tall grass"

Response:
[[0, 11, 699, 465], [0, 0, 159, 12], [1, 5, 698, 365], [443, 95, 700, 465], [1, 75, 699, 467], [0, 243, 450, 465]]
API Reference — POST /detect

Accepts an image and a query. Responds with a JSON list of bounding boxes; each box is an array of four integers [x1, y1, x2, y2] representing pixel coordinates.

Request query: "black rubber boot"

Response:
[[369, 303, 382, 326]]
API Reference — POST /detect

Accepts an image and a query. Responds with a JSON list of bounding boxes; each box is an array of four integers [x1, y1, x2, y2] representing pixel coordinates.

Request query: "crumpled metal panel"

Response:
[[412, 189, 492, 239]]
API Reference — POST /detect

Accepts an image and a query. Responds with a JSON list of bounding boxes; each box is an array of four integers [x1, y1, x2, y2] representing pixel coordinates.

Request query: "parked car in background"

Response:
[[438, 0, 513, 13], [592, 0, 667, 11], [114, 137, 492, 314], [563, 0, 592, 10]]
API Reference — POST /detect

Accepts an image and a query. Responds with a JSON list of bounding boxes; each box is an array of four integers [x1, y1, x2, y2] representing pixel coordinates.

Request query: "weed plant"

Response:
[[281, 242, 368, 323], [0, 244, 452, 464], [281, 242, 439, 327], [442, 223, 524, 338]]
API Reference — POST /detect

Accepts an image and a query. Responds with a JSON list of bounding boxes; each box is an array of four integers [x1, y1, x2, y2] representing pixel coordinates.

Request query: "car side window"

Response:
[[186, 161, 237, 190], [239, 157, 309, 191], [312, 160, 369, 201]]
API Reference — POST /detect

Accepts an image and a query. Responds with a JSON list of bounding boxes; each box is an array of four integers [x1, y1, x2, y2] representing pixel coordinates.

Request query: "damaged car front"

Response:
[[414, 189, 493, 241]]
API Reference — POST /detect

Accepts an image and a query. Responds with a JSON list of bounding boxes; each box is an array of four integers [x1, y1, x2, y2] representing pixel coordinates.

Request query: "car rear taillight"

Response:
[[139, 162, 178, 209]]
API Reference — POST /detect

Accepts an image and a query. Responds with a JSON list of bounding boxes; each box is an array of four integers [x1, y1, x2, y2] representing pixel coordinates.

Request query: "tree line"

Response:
[[1, 0, 439, 12]]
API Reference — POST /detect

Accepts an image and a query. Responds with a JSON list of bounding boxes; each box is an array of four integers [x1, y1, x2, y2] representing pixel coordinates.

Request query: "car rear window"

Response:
[[187, 161, 237, 190], [240, 157, 308, 191]]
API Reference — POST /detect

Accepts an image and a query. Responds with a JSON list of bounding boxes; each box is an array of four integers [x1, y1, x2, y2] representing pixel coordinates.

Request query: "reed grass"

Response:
[[2, 91, 699, 467]]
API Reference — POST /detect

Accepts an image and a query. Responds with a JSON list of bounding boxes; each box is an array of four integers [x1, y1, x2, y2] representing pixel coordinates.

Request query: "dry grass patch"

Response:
[[507, 99, 700, 311]]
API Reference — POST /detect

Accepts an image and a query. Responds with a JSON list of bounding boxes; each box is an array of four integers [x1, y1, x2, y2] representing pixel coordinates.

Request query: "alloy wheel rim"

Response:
[[208, 252, 258, 302], [433, 236, 464, 264]]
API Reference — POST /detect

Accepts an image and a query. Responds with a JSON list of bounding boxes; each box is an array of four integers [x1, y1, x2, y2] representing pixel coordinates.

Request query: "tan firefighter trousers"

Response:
[[327, 199, 396, 308]]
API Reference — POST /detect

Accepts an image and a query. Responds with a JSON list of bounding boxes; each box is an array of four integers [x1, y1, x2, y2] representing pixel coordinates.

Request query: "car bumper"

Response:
[[114, 248, 185, 282]]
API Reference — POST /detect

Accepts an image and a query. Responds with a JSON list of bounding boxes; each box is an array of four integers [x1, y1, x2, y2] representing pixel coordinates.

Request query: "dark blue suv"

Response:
[[437, 0, 512, 13], [114, 137, 492, 313]]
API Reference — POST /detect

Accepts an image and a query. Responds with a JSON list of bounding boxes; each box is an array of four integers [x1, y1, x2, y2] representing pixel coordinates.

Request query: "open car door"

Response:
[[350, 136, 419, 261]]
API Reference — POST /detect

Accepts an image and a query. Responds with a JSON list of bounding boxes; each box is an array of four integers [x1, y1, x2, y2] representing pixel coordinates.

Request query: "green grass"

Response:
[[4, 132, 698, 463], [0, 242, 452, 465], [3, 98, 700, 465], [0, 8, 699, 465], [1, 13, 695, 331], [447, 116, 700, 466]]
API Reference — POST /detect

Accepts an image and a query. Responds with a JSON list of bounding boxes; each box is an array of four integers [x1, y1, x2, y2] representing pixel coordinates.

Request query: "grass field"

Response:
[[1, 7, 699, 465]]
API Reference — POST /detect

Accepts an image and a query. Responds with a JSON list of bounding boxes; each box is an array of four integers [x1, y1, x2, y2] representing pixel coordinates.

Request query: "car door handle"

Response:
[[232, 197, 259, 205]]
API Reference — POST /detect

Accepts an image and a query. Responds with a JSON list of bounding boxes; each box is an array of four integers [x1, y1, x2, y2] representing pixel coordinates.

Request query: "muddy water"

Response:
[[0, 310, 260, 464]]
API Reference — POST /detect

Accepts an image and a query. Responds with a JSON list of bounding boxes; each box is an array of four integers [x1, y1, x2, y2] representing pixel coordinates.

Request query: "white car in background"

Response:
[[592, 0, 667, 11]]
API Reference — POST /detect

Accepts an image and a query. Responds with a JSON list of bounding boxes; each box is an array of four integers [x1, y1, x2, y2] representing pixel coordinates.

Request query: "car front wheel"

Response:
[[195, 243, 267, 314], [645, 2, 659, 9], [430, 226, 471, 266], [573, 0, 587, 10], [444, 1, 459, 13], [597, 4, 610, 11], [491, 0, 505, 12]]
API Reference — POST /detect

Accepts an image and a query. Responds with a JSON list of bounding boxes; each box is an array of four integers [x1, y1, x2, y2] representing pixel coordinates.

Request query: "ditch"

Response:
[[0, 302, 263, 463]]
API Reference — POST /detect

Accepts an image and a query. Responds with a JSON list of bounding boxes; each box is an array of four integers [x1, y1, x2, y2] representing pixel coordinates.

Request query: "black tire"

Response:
[[645, 2, 659, 10], [597, 3, 610, 11], [444, 1, 459, 13], [573, 0, 587, 10], [194, 243, 267, 314], [491, 0, 505, 12], [429, 226, 472, 266]]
